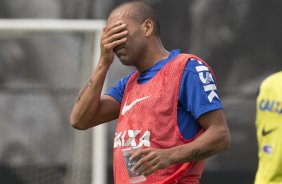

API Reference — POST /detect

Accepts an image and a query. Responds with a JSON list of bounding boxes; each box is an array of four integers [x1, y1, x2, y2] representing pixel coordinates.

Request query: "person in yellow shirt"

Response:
[[255, 71, 282, 184]]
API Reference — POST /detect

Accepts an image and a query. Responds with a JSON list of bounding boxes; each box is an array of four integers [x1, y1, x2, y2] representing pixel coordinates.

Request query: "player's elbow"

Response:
[[70, 114, 90, 130], [219, 128, 231, 151]]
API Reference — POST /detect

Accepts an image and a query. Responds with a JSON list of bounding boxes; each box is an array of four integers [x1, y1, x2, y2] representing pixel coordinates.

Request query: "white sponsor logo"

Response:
[[114, 130, 151, 148], [194, 59, 219, 103], [121, 96, 151, 115]]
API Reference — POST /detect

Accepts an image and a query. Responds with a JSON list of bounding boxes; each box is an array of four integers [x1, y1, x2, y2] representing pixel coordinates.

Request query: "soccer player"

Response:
[[254, 71, 282, 184], [70, 1, 230, 183]]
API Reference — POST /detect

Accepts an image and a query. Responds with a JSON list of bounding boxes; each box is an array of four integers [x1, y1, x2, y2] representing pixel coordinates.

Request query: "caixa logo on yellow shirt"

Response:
[[259, 99, 282, 114]]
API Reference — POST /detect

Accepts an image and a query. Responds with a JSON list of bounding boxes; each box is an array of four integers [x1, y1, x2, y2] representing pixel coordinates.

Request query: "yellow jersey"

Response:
[[255, 71, 282, 184]]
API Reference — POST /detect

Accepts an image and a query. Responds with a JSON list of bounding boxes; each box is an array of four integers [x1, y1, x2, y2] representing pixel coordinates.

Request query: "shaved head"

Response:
[[110, 1, 160, 36]]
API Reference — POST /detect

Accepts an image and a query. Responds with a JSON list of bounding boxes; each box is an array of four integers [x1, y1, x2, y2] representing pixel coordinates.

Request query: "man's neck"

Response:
[[136, 41, 169, 73]]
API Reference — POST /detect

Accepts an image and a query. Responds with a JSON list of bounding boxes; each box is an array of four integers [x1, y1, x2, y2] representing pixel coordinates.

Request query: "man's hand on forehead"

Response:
[[104, 21, 125, 32], [103, 21, 127, 42], [99, 20, 128, 64], [102, 21, 128, 46]]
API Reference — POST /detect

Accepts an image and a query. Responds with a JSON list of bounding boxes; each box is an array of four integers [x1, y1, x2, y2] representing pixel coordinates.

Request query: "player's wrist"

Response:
[[97, 58, 112, 69], [165, 147, 178, 165], [167, 145, 190, 165], [99, 52, 115, 66]]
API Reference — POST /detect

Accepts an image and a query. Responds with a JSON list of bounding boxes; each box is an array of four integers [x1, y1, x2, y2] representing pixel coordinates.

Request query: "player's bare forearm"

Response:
[[169, 109, 230, 164], [70, 21, 128, 130], [131, 123, 229, 176], [170, 122, 230, 164], [130, 109, 230, 176], [70, 61, 110, 130]]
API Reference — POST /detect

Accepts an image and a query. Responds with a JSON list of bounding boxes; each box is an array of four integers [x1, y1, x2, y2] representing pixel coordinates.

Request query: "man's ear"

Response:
[[142, 19, 154, 37]]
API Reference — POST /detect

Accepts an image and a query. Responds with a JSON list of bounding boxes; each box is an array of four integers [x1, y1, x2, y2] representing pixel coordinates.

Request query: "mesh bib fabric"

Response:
[[113, 54, 207, 184]]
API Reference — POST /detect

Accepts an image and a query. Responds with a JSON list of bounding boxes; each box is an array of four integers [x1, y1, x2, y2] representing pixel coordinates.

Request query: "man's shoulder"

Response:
[[120, 71, 136, 83], [183, 56, 209, 74]]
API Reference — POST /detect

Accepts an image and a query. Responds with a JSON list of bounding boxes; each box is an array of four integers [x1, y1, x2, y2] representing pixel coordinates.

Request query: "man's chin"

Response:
[[118, 56, 132, 66]]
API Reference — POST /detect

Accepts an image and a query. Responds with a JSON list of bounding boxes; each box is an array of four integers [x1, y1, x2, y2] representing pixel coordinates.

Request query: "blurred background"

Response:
[[0, 0, 282, 183]]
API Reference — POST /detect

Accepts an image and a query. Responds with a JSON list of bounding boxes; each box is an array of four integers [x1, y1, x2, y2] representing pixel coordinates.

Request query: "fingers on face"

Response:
[[104, 30, 128, 45], [101, 22, 128, 49], [104, 21, 123, 32], [105, 22, 127, 36], [103, 38, 127, 51]]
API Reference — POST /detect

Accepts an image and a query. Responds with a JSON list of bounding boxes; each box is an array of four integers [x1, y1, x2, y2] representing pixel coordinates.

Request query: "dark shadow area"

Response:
[[0, 165, 66, 184], [0, 166, 26, 184], [201, 171, 256, 184]]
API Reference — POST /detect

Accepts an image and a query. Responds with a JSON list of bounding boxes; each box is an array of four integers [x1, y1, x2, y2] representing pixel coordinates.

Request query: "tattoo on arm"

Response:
[[75, 77, 94, 103], [187, 149, 213, 162]]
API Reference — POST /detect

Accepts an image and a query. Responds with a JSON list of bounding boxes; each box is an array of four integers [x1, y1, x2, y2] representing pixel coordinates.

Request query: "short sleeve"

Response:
[[106, 72, 133, 103], [179, 58, 223, 119]]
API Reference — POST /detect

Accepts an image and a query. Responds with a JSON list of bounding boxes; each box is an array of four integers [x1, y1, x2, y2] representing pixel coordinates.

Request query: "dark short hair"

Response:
[[110, 0, 160, 36]]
